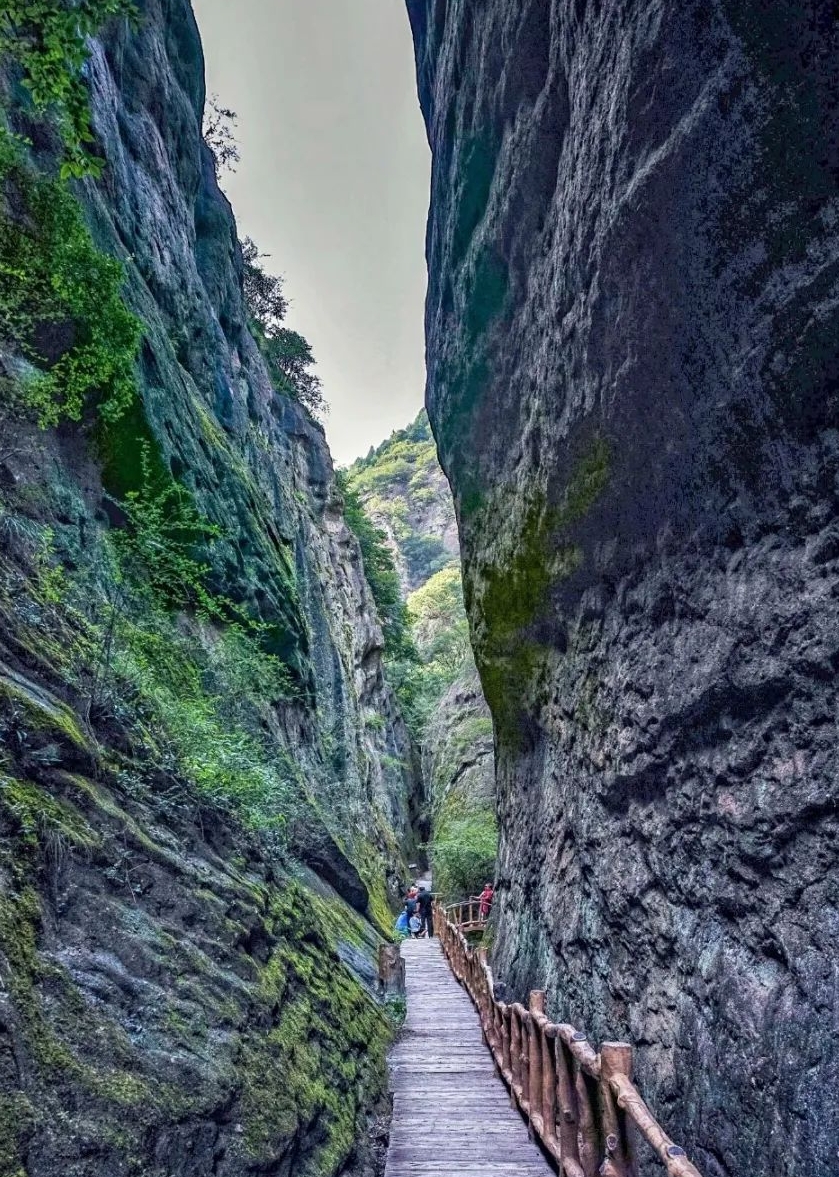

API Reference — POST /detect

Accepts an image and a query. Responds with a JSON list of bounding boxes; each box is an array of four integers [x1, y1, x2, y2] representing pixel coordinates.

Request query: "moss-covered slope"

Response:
[[347, 411, 458, 595], [0, 1, 418, 1172]]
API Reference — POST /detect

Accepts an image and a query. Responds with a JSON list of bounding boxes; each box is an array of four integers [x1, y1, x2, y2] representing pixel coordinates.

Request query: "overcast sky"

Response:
[[191, 0, 430, 465]]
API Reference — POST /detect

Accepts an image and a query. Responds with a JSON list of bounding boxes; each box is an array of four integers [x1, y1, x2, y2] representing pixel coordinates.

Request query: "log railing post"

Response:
[[493, 1002, 503, 1064], [554, 1034, 582, 1173], [476, 948, 487, 1039], [377, 944, 405, 996], [576, 1058, 600, 1177], [510, 1008, 521, 1103], [521, 1010, 531, 1112], [528, 991, 546, 1133], [600, 1043, 636, 1177], [477, 948, 490, 1043], [502, 1005, 512, 1081], [541, 1026, 558, 1151]]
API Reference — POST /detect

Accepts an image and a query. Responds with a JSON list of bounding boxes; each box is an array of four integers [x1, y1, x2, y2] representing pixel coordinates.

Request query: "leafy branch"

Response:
[[203, 93, 240, 178], [241, 237, 328, 420], [0, 0, 138, 176]]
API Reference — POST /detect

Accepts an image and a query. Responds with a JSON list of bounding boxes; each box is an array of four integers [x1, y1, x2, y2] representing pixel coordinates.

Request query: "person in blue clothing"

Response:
[[395, 906, 410, 937]]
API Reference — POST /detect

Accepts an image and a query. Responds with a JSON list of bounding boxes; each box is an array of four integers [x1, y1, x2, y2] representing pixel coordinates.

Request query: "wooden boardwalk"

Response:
[[385, 937, 553, 1177]]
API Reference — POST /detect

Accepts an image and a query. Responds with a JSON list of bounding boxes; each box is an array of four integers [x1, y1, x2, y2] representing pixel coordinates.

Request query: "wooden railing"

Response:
[[442, 897, 488, 933], [434, 902, 703, 1177]]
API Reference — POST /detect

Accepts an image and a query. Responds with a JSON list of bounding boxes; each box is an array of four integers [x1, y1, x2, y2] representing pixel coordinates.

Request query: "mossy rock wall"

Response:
[[408, 1, 839, 1173], [0, 753, 391, 1177], [77, 3, 420, 865], [0, 0, 425, 1171], [424, 665, 497, 902]]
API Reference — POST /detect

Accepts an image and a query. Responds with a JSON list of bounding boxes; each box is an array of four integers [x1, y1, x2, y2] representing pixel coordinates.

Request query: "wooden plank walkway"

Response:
[[385, 937, 554, 1177]]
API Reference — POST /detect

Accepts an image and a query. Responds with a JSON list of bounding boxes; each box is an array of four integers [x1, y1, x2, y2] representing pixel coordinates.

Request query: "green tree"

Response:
[[263, 328, 326, 419], [240, 239, 326, 419], [431, 810, 497, 902], [241, 237, 287, 329]]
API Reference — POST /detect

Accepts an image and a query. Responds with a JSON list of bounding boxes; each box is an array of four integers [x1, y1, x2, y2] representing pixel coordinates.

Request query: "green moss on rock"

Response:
[[0, 671, 91, 754], [239, 882, 391, 1173], [476, 438, 611, 742], [0, 1092, 35, 1177], [0, 775, 100, 852]]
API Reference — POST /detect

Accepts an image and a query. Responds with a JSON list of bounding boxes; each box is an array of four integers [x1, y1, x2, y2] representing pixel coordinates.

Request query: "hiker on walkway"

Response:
[[417, 885, 433, 937], [478, 882, 494, 920]]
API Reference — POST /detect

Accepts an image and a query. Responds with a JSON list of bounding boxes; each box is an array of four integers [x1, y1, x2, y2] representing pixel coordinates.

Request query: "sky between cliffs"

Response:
[[192, 0, 430, 465]]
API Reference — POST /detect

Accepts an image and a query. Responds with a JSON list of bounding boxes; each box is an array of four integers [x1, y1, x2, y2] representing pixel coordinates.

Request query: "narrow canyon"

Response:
[[1, 3, 837, 1176]]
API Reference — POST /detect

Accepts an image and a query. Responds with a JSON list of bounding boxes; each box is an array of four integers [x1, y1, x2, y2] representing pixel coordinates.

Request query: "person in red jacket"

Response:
[[478, 883, 494, 920]]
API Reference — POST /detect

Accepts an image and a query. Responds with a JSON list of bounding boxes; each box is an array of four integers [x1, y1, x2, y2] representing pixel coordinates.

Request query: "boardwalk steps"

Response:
[[385, 938, 553, 1177]]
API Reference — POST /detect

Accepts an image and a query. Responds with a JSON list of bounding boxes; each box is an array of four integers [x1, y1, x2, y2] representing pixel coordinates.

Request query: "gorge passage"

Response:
[[0, 3, 837, 1177]]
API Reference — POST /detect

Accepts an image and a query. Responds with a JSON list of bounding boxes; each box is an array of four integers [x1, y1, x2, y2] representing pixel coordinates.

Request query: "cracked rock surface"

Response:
[[407, 2, 839, 1173]]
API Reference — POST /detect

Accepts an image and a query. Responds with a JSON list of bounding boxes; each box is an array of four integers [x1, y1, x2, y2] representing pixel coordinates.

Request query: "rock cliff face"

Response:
[[81, 0, 418, 873], [407, 2, 839, 1174], [0, 2, 420, 1173], [424, 669, 493, 815]]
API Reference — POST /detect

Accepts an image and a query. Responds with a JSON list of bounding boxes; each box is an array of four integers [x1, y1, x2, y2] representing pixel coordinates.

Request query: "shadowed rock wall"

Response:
[[81, 0, 419, 868], [0, 0, 422, 1171], [407, 2, 839, 1173]]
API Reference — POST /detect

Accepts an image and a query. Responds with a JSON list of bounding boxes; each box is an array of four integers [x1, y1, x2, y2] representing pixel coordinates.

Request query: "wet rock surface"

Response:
[[407, 2, 839, 1174]]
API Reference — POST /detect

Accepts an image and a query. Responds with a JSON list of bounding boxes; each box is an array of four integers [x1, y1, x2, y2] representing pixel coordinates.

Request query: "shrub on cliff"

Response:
[[0, 130, 141, 428], [0, 0, 142, 430], [1, 0, 136, 176], [203, 94, 240, 179], [241, 236, 287, 328], [337, 469, 416, 663], [262, 328, 326, 419]]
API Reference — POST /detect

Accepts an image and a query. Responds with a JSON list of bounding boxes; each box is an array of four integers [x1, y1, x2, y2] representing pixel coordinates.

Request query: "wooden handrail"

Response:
[[443, 897, 487, 932], [433, 901, 703, 1177]]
